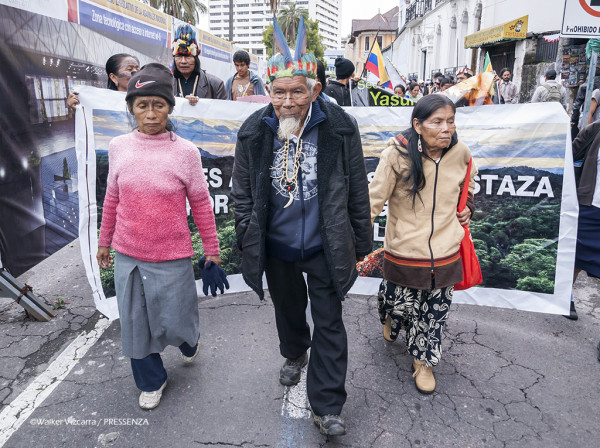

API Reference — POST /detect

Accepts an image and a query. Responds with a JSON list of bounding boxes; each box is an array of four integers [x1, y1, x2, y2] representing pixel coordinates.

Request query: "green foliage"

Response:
[[516, 276, 555, 294], [262, 18, 325, 61], [499, 239, 557, 287], [149, 0, 207, 25], [469, 170, 562, 293], [53, 296, 68, 310], [277, 2, 308, 42]]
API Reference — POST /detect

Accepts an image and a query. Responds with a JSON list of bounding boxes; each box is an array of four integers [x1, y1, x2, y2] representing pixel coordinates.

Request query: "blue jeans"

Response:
[[130, 341, 197, 392]]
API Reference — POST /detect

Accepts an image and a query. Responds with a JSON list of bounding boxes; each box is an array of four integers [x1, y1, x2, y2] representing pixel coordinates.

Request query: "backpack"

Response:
[[542, 83, 562, 103]]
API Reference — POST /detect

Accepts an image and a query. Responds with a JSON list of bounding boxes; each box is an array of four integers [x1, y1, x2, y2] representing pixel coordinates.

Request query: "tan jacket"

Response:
[[369, 134, 477, 289]]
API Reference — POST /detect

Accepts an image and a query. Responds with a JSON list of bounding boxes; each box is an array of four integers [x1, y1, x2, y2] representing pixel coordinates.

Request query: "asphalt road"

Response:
[[1, 240, 599, 447]]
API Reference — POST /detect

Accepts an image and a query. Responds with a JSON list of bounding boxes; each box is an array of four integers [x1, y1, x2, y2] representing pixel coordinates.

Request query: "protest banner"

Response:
[[0, 0, 247, 277], [75, 87, 575, 320]]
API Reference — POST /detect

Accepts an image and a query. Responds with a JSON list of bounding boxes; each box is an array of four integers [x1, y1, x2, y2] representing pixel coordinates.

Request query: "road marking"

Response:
[[278, 367, 310, 448], [0, 317, 111, 447], [280, 368, 310, 419]]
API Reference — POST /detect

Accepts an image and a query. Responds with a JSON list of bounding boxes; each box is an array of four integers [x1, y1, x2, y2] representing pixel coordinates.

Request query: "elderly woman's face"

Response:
[[411, 85, 420, 96], [131, 96, 171, 135], [414, 105, 456, 154]]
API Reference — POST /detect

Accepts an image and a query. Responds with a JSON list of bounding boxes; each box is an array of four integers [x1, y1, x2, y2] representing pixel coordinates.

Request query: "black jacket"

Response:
[[231, 97, 372, 300], [173, 69, 227, 100], [573, 121, 600, 206], [323, 79, 352, 106]]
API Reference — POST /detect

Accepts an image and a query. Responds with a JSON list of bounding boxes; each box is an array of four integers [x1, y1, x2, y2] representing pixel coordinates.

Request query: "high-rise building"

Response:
[[207, 0, 341, 56]]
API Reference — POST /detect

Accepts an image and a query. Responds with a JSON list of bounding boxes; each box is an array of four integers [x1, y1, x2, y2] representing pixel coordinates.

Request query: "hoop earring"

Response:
[[417, 134, 423, 153]]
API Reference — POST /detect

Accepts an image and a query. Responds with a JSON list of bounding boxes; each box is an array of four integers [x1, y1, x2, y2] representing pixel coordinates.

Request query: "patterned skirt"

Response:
[[378, 279, 453, 366]]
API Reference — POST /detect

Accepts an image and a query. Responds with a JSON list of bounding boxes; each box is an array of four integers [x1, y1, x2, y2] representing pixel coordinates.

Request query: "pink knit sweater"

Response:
[[98, 131, 219, 262]]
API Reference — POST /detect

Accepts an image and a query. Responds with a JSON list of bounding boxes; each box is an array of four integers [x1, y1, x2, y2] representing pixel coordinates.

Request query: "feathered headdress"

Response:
[[266, 16, 317, 82], [172, 24, 199, 57]]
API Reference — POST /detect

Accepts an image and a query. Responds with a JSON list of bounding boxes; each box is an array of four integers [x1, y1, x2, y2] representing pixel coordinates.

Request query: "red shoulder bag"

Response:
[[454, 157, 483, 290]]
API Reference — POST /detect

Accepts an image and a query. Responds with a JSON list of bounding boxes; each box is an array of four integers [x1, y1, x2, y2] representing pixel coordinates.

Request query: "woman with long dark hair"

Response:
[[66, 53, 140, 108], [369, 94, 477, 394]]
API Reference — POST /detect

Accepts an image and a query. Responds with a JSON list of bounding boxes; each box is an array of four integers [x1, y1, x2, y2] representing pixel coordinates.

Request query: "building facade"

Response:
[[207, 0, 341, 56], [385, 0, 571, 104], [344, 6, 399, 76]]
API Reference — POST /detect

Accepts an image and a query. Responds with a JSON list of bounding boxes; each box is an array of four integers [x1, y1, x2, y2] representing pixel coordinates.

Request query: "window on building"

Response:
[[365, 36, 370, 52], [377, 36, 382, 49]]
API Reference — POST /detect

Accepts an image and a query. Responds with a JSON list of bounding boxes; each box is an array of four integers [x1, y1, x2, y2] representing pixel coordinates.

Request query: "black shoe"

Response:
[[563, 301, 578, 320], [313, 413, 347, 436], [279, 352, 308, 386]]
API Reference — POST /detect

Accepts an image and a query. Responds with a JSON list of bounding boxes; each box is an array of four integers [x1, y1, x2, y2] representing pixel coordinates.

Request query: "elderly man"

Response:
[[171, 24, 226, 104], [231, 18, 372, 437]]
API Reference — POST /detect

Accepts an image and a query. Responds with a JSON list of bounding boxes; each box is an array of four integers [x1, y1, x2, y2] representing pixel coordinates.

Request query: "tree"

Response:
[[149, 0, 207, 25], [262, 17, 325, 61], [277, 2, 308, 43]]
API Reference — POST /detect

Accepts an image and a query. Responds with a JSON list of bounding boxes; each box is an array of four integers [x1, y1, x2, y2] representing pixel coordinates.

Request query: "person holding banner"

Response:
[[369, 94, 477, 394], [96, 63, 221, 410], [231, 17, 371, 436], [225, 49, 266, 101], [171, 24, 226, 103], [66, 53, 140, 109]]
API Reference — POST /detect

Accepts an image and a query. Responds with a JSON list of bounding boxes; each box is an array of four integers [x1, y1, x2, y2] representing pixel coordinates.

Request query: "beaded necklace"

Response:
[[271, 138, 304, 208]]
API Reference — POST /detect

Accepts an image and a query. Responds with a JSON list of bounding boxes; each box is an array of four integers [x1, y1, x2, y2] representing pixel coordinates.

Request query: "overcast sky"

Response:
[[197, 1, 401, 43]]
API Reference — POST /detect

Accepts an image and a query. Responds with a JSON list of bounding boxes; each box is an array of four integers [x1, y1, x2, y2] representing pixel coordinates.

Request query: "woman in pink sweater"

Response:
[[97, 63, 220, 410]]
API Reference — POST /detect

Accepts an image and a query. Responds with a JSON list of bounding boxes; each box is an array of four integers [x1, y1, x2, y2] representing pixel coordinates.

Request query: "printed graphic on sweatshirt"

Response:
[[270, 140, 318, 201]]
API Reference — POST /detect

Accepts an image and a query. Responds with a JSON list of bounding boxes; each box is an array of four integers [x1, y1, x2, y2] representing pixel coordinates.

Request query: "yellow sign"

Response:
[[198, 30, 232, 52], [464, 16, 528, 48]]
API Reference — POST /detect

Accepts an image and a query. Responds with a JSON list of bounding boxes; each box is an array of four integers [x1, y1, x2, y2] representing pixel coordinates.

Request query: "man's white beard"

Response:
[[277, 117, 302, 141]]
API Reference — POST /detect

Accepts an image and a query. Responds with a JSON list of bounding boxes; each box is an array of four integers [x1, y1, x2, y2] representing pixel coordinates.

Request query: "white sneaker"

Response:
[[138, 381, 167, 410], [181, 343, 200, 364]]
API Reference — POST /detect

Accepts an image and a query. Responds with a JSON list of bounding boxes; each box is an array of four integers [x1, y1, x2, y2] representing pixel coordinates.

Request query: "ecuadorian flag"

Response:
[[365, 40, 392, 89]]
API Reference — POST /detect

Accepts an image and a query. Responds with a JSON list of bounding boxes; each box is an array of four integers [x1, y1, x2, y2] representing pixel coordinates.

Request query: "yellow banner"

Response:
[[198, 29, 232, 52], [86, 0, 171, 31], [464, 16, 528, 48]]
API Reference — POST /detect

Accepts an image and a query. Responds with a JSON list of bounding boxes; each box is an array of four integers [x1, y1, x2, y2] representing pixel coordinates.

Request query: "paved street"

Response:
[[1, 240, 599, 448]]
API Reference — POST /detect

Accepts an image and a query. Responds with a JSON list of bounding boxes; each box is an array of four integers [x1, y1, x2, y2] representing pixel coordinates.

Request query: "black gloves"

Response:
[[198, 256, 229, 297]]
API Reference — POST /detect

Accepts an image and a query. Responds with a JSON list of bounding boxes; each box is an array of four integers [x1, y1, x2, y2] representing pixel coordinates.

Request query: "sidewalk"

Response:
[[1, 240, 599, 447]]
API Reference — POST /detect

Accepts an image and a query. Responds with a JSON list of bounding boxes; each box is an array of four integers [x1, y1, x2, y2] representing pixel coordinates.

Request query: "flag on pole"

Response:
[[483, 52, 493, 72], [365, 41, 392, 89]]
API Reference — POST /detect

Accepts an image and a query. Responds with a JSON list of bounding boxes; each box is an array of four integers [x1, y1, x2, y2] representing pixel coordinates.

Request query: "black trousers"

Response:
[[265, 252, 347, 416]]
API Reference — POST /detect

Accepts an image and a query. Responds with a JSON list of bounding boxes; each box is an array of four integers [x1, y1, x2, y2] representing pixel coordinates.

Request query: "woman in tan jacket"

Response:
[[369, 94, 477, 394]]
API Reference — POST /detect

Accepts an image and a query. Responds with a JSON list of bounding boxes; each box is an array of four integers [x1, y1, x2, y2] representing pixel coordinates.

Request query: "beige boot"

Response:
[[412, 359, 435, 394], [383, 316, 393, 342]]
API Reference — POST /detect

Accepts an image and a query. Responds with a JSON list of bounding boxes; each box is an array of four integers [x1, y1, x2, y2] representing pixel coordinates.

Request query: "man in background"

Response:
[[322, 57, 355, 106], [497, 67, 519, 104], [531, 69, 567, 110], [225, 50, 266, 101]]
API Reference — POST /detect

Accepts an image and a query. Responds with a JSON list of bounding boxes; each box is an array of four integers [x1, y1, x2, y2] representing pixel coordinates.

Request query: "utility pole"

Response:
[[228, 0, 234, 42]]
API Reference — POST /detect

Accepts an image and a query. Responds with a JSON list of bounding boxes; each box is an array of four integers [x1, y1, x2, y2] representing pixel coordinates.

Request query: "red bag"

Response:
[[454, 158, 483, 290]]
